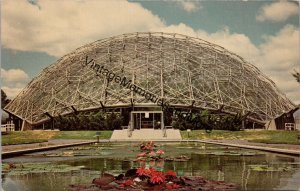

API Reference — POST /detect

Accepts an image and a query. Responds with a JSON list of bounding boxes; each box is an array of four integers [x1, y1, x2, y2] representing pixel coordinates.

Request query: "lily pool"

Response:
[[2, 142, 300, 191]]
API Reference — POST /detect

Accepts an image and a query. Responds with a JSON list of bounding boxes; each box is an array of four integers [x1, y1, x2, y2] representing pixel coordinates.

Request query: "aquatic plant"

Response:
[[3, 163, 85, 176], [68, 141, 239, 190]]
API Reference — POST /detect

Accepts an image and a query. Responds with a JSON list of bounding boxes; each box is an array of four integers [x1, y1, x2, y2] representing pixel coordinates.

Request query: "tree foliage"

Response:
[[54, 111, 123, 130], [292, 70, 300, 83], [1, 89, 11, 109], [171, 110, 243, 131]]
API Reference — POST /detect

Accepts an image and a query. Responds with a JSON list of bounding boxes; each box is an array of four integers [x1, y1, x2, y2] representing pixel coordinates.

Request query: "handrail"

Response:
[[162, 126, 167, 137], [1, 124, 15, 132], [127, 125, 133, 137], [285, 123, 295, 131]]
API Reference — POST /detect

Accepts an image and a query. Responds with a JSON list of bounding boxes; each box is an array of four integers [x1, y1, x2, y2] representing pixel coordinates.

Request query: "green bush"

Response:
[[171, 110, 243, 131], [54, 111, 123, 130]]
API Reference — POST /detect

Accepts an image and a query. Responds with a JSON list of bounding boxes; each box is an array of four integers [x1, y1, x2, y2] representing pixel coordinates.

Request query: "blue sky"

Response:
[[1, 0, 299, 103], [136, 1, 299, 45]]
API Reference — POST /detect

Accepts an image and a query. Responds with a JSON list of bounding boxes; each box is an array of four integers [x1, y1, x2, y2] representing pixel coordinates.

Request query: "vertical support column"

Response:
[[131, 72, 135, 100], [242, 110, 245, 130], [153, 113, 155, 129], [130, 112, 133, 130], [160, 112, 164, 130], [18, 118, 21, 131], [140, 113, 142, 129], [242, 120, 245, 130], [51, 118, 54, 130], [21, 120, 32, 131]]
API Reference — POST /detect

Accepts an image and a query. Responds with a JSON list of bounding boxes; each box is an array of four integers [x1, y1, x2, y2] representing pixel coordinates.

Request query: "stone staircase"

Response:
[[110, 129, 182, 141]]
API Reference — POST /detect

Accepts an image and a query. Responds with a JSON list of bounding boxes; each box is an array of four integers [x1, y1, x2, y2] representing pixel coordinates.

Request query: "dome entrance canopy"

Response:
[[4, 32, 295, 125]]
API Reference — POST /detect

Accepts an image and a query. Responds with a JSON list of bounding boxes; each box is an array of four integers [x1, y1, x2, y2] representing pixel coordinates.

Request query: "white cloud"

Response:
[[1, 86, 25, 98], [258, 25, 300, 103], [2, 0, 244, 58], [256, 0, 299, 22], [1, 68, 29, 98], [157, 24, 260, 63], [2, 0, 165, 57], [177, 1, 201, 13], [1, 68, 29, 82], [1, 0, 299, 104]]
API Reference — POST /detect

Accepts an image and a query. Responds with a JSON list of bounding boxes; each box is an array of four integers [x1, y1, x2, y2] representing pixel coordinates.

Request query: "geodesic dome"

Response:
[[294, 108, 300, 120], [4, 32, 295, 125]]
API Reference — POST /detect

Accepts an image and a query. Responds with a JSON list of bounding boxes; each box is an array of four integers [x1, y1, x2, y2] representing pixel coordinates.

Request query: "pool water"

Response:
[[2, 142, 300, 190]]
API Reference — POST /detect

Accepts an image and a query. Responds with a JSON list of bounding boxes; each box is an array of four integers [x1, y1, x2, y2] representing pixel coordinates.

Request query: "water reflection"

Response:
[[2, 177, 27, 191], [2, 143, 300, 191]]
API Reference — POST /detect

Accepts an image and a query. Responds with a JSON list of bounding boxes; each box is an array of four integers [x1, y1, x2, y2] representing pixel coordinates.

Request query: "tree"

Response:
[[1, 89, 11, 109], [292, 70, 300, 83]]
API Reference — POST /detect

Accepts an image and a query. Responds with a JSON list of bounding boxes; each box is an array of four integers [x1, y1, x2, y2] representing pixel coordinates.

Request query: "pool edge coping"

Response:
[[2, 139, 299, 159]]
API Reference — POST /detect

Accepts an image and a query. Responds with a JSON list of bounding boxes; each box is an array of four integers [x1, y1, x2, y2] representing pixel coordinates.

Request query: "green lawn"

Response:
[[181, 130, 300, 145], [2, 130, 299, 146], [1, 131, 57, 146], [1, 130, 112, 145], [53, 131, 112, 140]]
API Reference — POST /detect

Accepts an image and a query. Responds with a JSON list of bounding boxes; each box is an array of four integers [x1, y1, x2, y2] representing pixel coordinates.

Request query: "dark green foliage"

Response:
[[292, 70, 300, 83], [171, 109, 243, 131], [105, 112, 123, 130], [1, 89, 11, 108], [54, 111, 123, 130]]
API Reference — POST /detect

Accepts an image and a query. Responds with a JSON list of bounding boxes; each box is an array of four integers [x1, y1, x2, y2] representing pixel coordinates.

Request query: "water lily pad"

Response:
[[249, 165, 296, 172], [165, 155, 191, 162], [176, 147, 195, 149], [195, 150, 258, 156], [2, 162, 85, 176], [42, 151, 90, 157]]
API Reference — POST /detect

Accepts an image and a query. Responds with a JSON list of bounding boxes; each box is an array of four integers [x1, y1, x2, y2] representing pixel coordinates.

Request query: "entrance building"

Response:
[[129, 107, 164, 130]]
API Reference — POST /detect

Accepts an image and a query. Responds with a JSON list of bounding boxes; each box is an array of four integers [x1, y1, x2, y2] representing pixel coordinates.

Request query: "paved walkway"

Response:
[[2, 138, 299, 158], [2, 139, 95, 152], [206, 139, 300, 151], [2, 139, 101, 159], [110, 129, 182, 141], [190, 139, 300, 156]]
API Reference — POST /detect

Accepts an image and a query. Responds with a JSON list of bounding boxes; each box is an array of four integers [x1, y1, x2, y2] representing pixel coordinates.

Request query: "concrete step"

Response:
[[110, 129, 182, 141]]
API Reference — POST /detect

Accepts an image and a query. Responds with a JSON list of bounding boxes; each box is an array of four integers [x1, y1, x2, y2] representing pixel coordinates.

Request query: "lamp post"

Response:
[[95, 131, 101, 143], [187, 129, 191, 138]]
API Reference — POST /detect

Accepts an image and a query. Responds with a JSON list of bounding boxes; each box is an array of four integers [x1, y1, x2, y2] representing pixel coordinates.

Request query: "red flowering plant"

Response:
[[136, 167, 152, 177], [69, 140, 239, 190], [165, 170, 177, 181], [135, 142, 177, 186], [148, 151, 157, 158], [156, 150, 165, 155], [136, 141, 165, 162], [140, 141, 156, 151], [135, 167, 167, 185], [137, 152, 147, 157], [136, 152, 147, 161], [68, 140, 238, 190], [156, 149, 165, 160], [149, 171, 165, 185], [120, 179, 134, 187], [166, 183, 181, 190]]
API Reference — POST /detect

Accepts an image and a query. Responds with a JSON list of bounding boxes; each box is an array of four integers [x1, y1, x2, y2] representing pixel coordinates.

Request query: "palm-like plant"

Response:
[[292, 70, 300, 83]]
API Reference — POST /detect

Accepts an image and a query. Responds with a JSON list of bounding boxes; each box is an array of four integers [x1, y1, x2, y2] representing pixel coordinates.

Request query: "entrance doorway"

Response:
[[130, 111, 164, 130]]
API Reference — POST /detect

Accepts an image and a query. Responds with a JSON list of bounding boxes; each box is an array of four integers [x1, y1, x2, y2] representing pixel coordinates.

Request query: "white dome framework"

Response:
[[4, 32, 296, 126]]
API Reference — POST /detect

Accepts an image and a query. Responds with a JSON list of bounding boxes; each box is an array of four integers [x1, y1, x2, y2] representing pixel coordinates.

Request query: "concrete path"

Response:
[[2, 139, 95, 152], [187, 139, 300, 156], [205, 139, 300, 151], [1, 139, 99, 159], [2, 137, 299, 159], [110, 129, 182, 141]]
